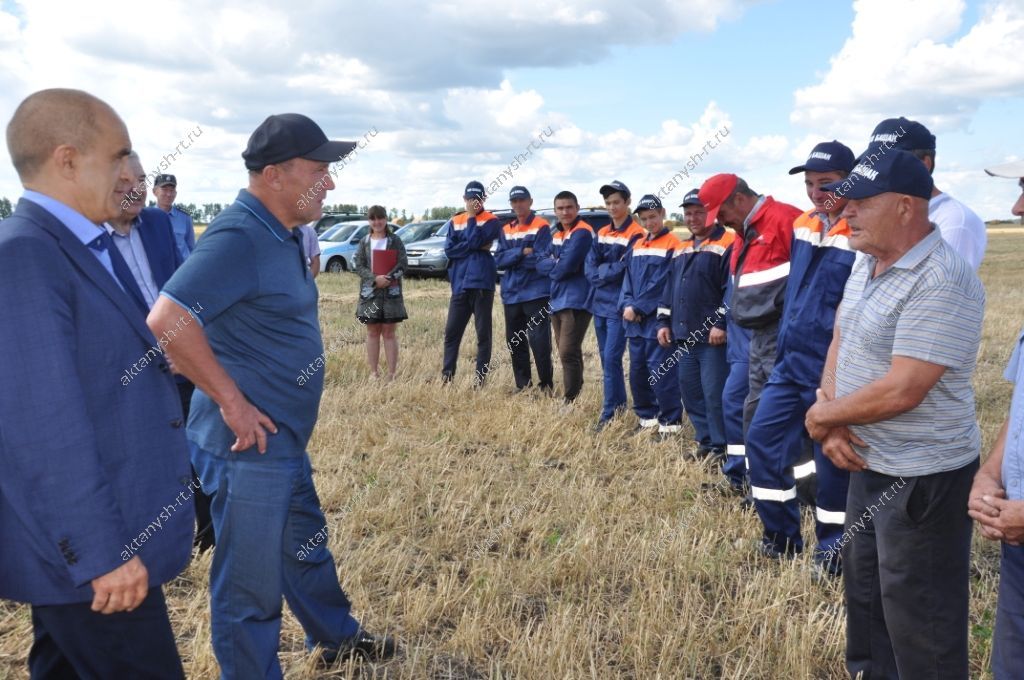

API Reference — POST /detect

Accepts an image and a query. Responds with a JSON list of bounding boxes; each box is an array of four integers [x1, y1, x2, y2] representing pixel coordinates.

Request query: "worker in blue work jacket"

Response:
[[745, 141, 857, 573], [657, 188, 736, 459], [621, 194, 683, 436], [586, 180, 645, 431], [536, 190, 595, 403], [494, 186, 554, 393]]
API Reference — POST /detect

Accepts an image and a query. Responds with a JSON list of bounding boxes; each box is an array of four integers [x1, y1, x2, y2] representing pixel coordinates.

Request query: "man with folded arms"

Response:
[[149, 113, 395, 677], [494, 185, 554, 392], [805, 151, 984, 679]]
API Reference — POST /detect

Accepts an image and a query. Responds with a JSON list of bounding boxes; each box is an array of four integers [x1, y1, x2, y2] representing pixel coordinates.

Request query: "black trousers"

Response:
[[843, 459, 977, 680], [177, 381, 215, 551], [504, 297, 553, 390], [442, 289, 494, 383], [29, 587, 184, 680]]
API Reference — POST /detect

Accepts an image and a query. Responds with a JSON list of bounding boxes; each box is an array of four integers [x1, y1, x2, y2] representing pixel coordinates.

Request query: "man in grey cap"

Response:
[[148, 112, 395, 676], [969, 158, 1024, 680], [862, 117, 987, 271], [152, 173, 195, 262]]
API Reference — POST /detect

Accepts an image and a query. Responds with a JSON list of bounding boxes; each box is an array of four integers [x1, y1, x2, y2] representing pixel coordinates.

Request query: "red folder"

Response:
[[372, 249, 399, 288]]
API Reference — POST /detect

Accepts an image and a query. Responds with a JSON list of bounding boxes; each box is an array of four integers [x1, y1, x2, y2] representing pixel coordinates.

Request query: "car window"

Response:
[[324, 225, 358, 242]]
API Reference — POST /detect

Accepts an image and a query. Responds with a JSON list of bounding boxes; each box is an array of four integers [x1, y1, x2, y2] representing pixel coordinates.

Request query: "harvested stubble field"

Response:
[[1, 232, 1021, 679]]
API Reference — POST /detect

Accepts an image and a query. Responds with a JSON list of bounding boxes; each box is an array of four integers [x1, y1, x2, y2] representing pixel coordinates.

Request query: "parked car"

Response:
[[405, 222, 450, 277], [397, 219, 448, 245], [313, 212, 367, 236], [318, 220, 400, 273], [405, 209, 610, 278]]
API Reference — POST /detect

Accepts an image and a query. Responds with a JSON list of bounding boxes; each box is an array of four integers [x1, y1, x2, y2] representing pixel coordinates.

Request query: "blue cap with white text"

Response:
[[822, 149, 933, 201], [509, 186, 531, 200], [633, 194, 663, 213], [788, 140, 855, 175]]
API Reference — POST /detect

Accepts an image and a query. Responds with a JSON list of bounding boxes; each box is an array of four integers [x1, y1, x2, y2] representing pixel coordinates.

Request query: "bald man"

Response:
[[0, 90, 193, 677]]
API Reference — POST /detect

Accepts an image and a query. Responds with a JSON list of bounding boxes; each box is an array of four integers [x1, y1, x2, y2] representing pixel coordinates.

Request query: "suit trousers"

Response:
[[29, 587, 184, 680], [177, 381, 215, 551]]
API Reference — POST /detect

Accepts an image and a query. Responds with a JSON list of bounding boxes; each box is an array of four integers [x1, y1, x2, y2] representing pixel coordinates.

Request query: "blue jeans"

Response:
[[193, 449, 360, 680], [995, 543, 1024, 679], [593, 314, 628, 421], [677, 342, 728, 449]]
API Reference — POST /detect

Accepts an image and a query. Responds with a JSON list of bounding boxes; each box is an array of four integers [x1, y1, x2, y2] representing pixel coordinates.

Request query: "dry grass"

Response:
[[1, 233, 1021, 679]]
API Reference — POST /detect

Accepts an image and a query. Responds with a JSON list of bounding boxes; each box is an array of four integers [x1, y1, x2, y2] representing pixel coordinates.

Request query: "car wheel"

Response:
[[327, 257, 346, 273]]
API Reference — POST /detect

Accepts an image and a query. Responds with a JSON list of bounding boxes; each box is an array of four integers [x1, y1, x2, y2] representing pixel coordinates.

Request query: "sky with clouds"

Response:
[[1, 0, 1022, 220]]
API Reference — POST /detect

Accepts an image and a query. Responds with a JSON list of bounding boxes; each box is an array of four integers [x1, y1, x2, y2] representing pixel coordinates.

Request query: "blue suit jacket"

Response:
[[137, 206, 184, 289], [0, 198, 194, 605]]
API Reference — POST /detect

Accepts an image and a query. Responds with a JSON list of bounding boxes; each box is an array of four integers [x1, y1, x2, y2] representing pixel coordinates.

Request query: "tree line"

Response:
[[0, 199, 684, 226]]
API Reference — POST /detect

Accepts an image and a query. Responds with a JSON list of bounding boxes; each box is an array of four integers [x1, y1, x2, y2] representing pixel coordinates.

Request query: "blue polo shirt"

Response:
[[161, 189, 321, 458], [1003, 326, 1024, 500]]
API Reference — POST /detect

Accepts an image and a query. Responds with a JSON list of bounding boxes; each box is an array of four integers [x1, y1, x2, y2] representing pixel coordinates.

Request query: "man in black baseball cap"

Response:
[[148, 112, 395, 674], [242, 113, 357, 170], [861, 116, 986, 271]]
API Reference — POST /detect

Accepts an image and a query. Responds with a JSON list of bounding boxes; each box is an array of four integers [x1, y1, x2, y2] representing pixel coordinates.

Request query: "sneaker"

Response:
[[321, 629, 397, 664]]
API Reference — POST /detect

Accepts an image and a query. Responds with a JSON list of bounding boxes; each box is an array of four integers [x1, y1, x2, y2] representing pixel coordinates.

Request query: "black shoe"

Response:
[[592, 419, 610, 433], [324, 630, 397, 663], [738, 494, 755, 512]]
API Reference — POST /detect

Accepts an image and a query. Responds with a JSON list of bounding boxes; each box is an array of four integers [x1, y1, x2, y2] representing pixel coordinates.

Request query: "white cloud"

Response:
[[791, 0, 1024, 135]]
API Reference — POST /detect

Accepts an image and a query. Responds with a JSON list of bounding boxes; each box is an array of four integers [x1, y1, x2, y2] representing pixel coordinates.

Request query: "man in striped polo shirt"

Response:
[[805, 150, 985, 680]]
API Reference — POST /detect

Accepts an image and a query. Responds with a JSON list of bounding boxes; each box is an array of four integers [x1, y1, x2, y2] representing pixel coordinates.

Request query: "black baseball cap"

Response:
[[509, 186, 531, 200], [242, 113, 357, 171], [154, 174, 176, 187]]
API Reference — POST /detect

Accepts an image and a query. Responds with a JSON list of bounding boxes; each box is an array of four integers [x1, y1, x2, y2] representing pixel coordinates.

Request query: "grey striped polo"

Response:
[[835, 227, 985, 477]]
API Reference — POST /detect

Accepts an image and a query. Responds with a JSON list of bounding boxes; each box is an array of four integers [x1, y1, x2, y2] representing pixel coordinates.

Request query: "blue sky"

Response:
[[0, 0, 1021, 219]]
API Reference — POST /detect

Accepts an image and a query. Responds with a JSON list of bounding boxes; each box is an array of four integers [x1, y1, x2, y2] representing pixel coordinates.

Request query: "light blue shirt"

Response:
[[21, 190, 122, 291], [105, 220, 160, 307], [163, 206, 195, 261], [1002, 326, 1024, 500]]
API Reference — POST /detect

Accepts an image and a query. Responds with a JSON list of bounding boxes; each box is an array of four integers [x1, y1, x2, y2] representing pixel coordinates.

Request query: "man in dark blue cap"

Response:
[[805, 150, 984, 679], [744, 141, 857, 573], [148, 112, 396, 676], [442, 180, 501, 385], [860, 116, 986, 271], [494, 186, 554, 392], [586, 180, 645, 430], [657, 189, 735, 463]]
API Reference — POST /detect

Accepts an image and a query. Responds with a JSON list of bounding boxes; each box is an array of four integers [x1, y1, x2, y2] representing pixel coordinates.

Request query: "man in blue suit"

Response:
[[0, 89, 194, 679], [109, 152, 216, 551]]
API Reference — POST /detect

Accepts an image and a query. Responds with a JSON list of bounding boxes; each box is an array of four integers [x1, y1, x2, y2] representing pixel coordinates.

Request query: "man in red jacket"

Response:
[[698, 174, 801, 453]]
